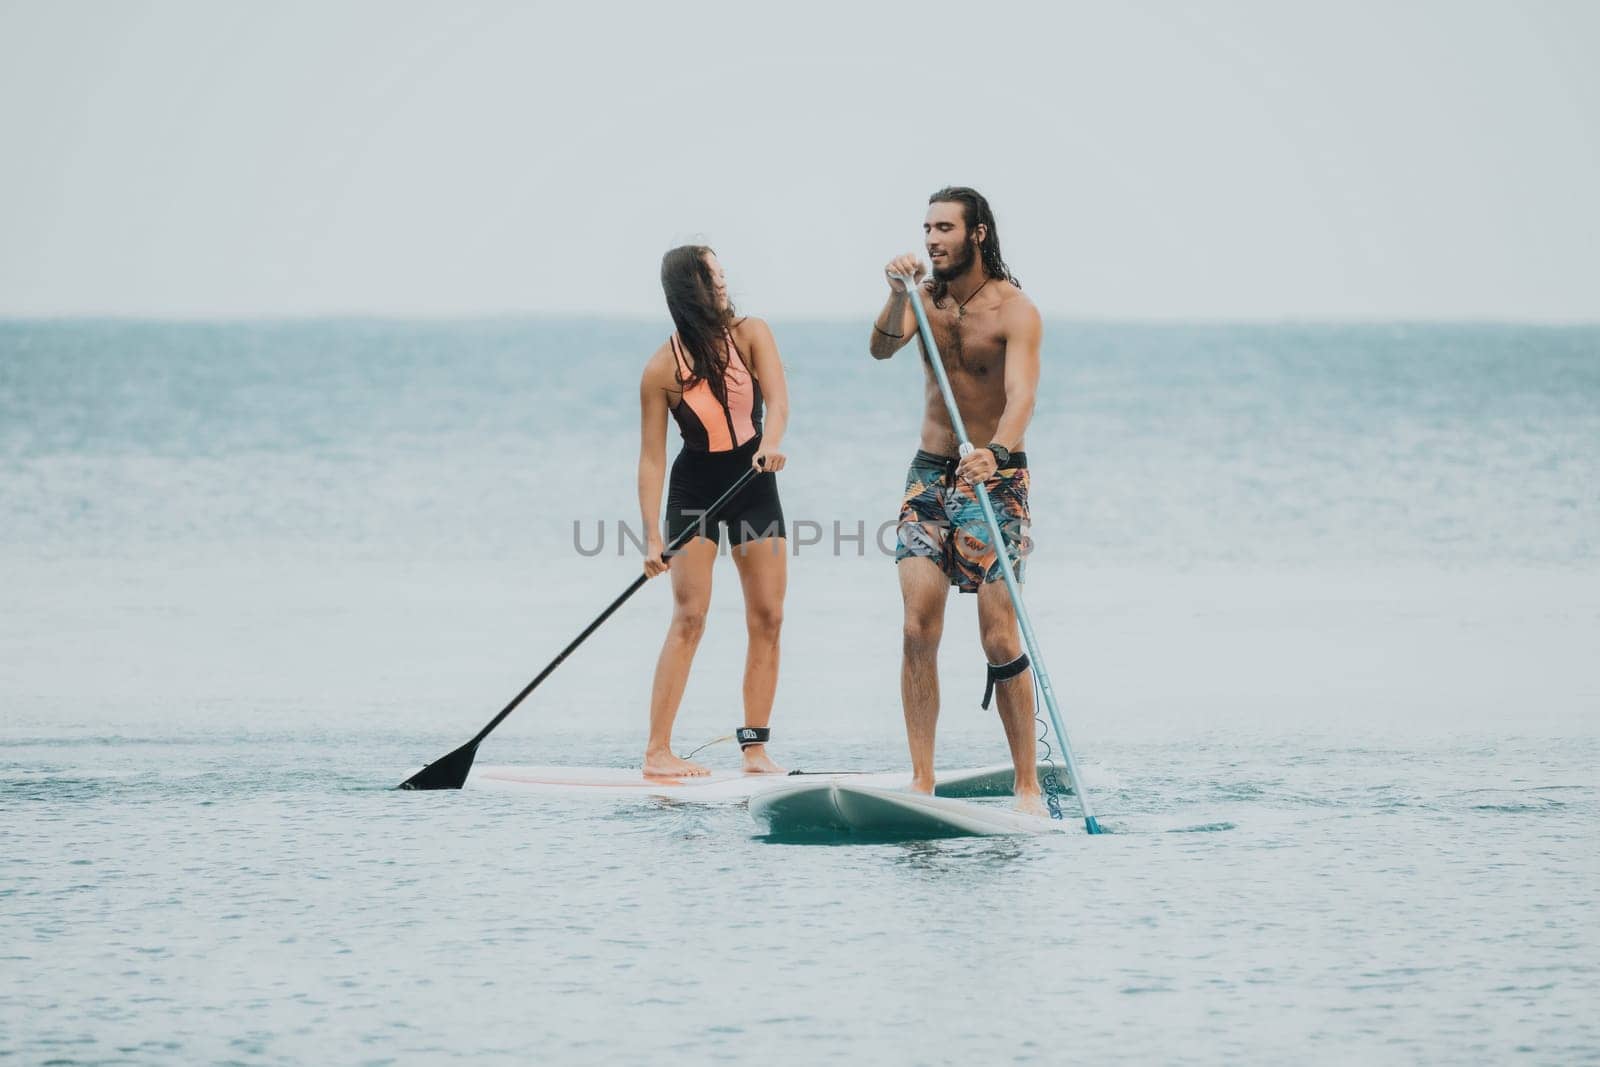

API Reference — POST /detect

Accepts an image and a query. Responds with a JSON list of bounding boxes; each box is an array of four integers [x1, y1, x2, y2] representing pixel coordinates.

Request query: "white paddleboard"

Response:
[[750, 780, 1070, 838], [463, 761, 1068, 803]]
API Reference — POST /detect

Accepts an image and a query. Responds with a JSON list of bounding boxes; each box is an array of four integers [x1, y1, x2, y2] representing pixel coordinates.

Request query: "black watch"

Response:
[[986, 443, 1011, 468]]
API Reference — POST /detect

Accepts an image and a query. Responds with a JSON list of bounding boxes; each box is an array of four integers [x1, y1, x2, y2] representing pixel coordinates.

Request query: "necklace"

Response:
[[948, 277, 989, 320], [933, 276, 990, 370]]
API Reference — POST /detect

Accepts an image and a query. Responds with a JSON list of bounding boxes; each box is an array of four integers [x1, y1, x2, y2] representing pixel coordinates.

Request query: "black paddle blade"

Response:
[[397, 739, 480, 790]]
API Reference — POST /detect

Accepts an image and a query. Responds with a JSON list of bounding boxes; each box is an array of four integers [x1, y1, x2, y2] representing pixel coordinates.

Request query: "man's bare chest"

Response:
[[928, 309, 1007, 379]]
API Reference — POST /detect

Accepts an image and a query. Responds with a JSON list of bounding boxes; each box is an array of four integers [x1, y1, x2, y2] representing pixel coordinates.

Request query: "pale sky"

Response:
[[2, 0, 1597, 320]]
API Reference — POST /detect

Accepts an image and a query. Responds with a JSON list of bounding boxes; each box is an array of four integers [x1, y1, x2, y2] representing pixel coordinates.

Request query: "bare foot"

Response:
[[1013, 790, 1047, 817], [909, 775, 936, 796], [740, 745, 786, 775], [643, 749, 711, 777]]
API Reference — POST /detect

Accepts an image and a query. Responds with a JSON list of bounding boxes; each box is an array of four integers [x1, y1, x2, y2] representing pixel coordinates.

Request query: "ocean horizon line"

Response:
[[3, 312, 1598, 330]]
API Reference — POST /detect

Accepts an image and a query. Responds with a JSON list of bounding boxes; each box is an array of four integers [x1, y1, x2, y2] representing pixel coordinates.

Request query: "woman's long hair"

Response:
[[660, 245, 737, 410], [927, 186, 1020, 303]]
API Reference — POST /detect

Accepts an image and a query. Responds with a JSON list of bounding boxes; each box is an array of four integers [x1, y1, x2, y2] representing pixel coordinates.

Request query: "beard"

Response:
[[930, 239, 978, 282]]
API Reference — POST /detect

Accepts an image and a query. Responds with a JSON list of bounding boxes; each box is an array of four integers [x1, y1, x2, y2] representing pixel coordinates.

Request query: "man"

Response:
[[869, 186, 1045, 814]]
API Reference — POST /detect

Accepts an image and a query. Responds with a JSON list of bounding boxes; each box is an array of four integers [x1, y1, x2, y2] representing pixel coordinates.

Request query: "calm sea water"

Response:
[[2, 320, 1596, 1063]]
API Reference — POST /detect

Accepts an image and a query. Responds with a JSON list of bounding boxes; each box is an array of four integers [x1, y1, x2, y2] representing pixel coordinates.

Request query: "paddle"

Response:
[[894, 272, 1104, 834], [398, 465, 764, 790]]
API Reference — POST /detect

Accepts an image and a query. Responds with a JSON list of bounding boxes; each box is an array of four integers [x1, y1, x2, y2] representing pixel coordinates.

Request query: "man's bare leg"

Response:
[[977, 580, 1045, 814], [644, 536, 718, 776], [900, 557, 950, 794], [731, 534, 787, 774]]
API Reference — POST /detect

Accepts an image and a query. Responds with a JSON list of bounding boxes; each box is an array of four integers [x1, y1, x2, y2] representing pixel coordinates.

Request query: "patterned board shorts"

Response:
[[894, 449, 1031, 593]]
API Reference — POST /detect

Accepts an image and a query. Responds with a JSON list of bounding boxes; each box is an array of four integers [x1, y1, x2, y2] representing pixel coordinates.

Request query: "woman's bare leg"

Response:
[[731, 534, 787, 773], [643, 536, 718, 776]]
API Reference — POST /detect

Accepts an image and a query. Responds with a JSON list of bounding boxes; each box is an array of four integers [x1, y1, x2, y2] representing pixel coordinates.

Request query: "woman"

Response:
[[637, 246, 789, 777]]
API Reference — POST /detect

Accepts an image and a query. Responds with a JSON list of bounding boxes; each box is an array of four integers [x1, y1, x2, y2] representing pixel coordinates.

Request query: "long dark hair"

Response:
[[660, 244, 737, 410], [927, 186, 1019, 302]]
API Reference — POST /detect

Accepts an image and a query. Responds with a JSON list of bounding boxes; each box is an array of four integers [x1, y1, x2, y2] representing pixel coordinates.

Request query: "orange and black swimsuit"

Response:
[[668, 330, 763, 452], [664, 329, 785, 546]]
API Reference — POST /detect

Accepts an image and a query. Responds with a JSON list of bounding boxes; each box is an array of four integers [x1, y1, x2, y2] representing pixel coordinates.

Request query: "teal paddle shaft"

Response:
[[896, 275, 1103, 834]]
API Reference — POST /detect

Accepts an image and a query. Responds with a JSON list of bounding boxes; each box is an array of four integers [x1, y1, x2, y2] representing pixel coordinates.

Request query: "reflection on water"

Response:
[[890, 836, 1030, 872]]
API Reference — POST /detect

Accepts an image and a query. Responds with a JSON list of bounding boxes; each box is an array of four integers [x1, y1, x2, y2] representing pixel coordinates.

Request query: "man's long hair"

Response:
[[927, 186, 1019, 302], [660, 244, 737, 409]]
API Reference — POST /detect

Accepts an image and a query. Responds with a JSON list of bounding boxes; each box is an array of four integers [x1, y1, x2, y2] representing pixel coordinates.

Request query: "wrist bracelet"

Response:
[[874, 323, 904, 339]]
